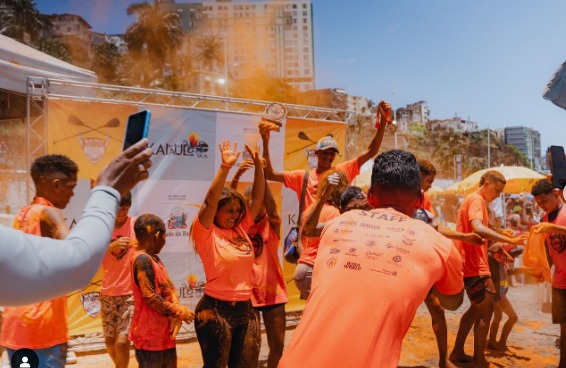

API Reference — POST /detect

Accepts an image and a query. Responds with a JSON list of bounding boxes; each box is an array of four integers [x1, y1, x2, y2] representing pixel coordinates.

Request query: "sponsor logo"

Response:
[[80, 291, 101, 317], [334, 228, 354, 233], [385, 226, 405, 232], [365, 251, 383, 260], [392, 255, 403, 262], [370, 268, 398, 276], [345, 247, 357, 256], [79, 135, 109, 164], [365, 233, 390, 239], [395, 247, 410, 255], [344, 261, 362, 270], [167, 207, 188, 229], [327, 257, 337, 269], [333, 238, 356, 243], [151, 132, 209, 158], [385, 242, 394, 249], [359, 223, 381, 230], [339, 220, 358, 225], [365, 240, 376, 247], [403, 238, 414, 246], [329, 248, 341, 254]]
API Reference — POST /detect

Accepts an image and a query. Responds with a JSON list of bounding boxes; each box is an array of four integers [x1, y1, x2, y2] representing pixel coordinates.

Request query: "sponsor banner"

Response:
[[148, 107, 215, 181], [46, 99, 345, 332]]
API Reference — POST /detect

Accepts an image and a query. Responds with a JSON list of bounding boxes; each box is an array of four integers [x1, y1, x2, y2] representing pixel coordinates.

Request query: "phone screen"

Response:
[[548, 145, 566, 189], [123, 110, 151, 150]]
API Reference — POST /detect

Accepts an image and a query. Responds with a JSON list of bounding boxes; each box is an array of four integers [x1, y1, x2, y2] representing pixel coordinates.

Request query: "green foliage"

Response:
[[0, 0, 47, 45]]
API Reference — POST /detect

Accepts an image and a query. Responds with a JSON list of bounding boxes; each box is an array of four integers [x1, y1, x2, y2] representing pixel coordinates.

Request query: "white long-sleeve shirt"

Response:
[[0, 186, 120, 306]]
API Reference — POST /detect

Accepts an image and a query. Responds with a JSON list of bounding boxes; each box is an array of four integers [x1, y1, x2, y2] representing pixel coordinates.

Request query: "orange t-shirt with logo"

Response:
[[544, 206, 566, 288], [456, 191, 490, 277], [248, 215, 288, 307], [191, 213, 255, 301], [298, 203, 340, 267], [283, 159, 359, 209], [1, 198, 68, 349], [101, 216, 136, 296], [279, 207, 463, 368]]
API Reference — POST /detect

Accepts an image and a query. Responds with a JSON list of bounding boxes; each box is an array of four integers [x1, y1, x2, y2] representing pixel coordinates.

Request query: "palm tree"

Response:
[[196, 34, 224, 71], [0, 0, 48, 45], [123, 1, 184, 87]]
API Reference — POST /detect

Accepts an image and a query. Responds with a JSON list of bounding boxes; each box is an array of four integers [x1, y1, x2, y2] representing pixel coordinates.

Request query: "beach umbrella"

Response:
[[444, 166, 545, 195]]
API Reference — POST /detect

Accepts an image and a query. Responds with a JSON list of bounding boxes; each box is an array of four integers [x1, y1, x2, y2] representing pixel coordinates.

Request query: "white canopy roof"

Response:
[[0, 34, 97, 94]]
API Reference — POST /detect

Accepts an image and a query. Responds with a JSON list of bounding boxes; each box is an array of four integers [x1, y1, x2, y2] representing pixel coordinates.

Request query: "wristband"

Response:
[[221, 162, 233, 169]]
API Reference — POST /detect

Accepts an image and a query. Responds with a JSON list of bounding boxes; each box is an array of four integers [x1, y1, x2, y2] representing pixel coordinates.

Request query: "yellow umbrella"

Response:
[[444, 166, 545, 195]]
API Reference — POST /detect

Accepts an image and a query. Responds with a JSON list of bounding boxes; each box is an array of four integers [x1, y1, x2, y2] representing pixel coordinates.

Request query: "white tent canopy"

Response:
[[0, 34, 97, 94]]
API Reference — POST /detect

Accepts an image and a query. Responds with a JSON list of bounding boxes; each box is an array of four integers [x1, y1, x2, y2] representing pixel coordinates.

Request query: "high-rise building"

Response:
[[175, 0, 315, 92], [504, 126, 542, 170]]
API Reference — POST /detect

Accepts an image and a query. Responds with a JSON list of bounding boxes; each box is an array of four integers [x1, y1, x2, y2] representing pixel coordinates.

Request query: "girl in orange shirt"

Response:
[[190, 141, 265, 367]]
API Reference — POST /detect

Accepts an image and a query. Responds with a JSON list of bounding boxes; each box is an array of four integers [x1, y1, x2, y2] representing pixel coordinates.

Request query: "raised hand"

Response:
[[219, 140, 241, 168]]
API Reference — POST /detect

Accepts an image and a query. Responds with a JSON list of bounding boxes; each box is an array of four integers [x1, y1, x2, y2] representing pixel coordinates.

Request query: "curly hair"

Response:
[[30, 154, 78, 185], [340, 186, 366, 211], [134, 214, 166, 241], [371, 150, 420, 196], [531, 178, 554, 196]]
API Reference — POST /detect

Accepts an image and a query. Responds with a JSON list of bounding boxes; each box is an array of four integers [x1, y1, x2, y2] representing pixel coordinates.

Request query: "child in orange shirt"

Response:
[[129, 214, 194, 367]]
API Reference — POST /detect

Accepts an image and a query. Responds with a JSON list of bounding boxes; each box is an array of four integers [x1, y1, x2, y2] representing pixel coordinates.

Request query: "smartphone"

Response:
[[123, 110, 151, 150], [548, 145, 566, 189]]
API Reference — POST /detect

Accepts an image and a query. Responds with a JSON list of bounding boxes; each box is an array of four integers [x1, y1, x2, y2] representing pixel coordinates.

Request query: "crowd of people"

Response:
[[0, 104, 565, 368]]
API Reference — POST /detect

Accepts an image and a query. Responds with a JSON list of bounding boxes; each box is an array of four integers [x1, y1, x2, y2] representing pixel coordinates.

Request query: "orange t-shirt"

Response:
[[101, 216, 136, 296], [456, 191, 490, 277], [248, 215, 288, 307], [1, 198, 68, 349], [191, 214, 255, 301], [422, 192, 436, 215], [129, 250, 179, 351], [283, 159, 360, 210], [279, 208, 463, 368], [298, 203, 340, 267], [544, 206, 566, 288]]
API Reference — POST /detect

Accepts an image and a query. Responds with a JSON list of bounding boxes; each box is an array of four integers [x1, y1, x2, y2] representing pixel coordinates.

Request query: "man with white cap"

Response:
[[262, 102, 391, 210]]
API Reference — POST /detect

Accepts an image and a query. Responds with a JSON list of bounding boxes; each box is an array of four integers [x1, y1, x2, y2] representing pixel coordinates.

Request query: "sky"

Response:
[[35, 0, 566, 153]]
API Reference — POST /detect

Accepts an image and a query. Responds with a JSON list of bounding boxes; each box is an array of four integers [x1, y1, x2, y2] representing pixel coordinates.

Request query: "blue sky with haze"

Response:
[[36, 0, 566, 153]]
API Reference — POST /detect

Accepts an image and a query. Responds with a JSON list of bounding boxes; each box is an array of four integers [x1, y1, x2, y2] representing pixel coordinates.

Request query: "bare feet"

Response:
[[439, 357, 458, 368], [448, 351, 473, 363], [473, 358, 491, 367]]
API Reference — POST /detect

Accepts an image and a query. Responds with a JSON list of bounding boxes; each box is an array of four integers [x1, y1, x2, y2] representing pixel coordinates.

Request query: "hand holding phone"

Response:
[[123, 110, 151, 150], [548, 145, 566, 189]]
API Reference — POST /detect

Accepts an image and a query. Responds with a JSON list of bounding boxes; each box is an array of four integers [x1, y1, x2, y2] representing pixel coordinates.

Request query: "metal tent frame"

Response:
[[26, 76, 357, 162]]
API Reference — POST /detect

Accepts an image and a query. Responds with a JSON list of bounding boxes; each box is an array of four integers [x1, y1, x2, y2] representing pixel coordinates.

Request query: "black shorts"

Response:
[[464, 276, 495, 304], [552, 287, 566, 324]]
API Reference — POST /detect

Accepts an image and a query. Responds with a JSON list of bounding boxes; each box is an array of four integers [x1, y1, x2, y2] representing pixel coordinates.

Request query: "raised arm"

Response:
[[354, 101, 390, 167], [247, 145, 266, 221], [198, 140, 241, 229], [260, 124, 284, 183], [230, 159, 254, 189], [264, 181, 282, 236]]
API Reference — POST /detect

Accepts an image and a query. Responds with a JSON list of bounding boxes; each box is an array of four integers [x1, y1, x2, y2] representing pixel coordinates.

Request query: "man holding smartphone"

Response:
[[531, 178, 566, 368]]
